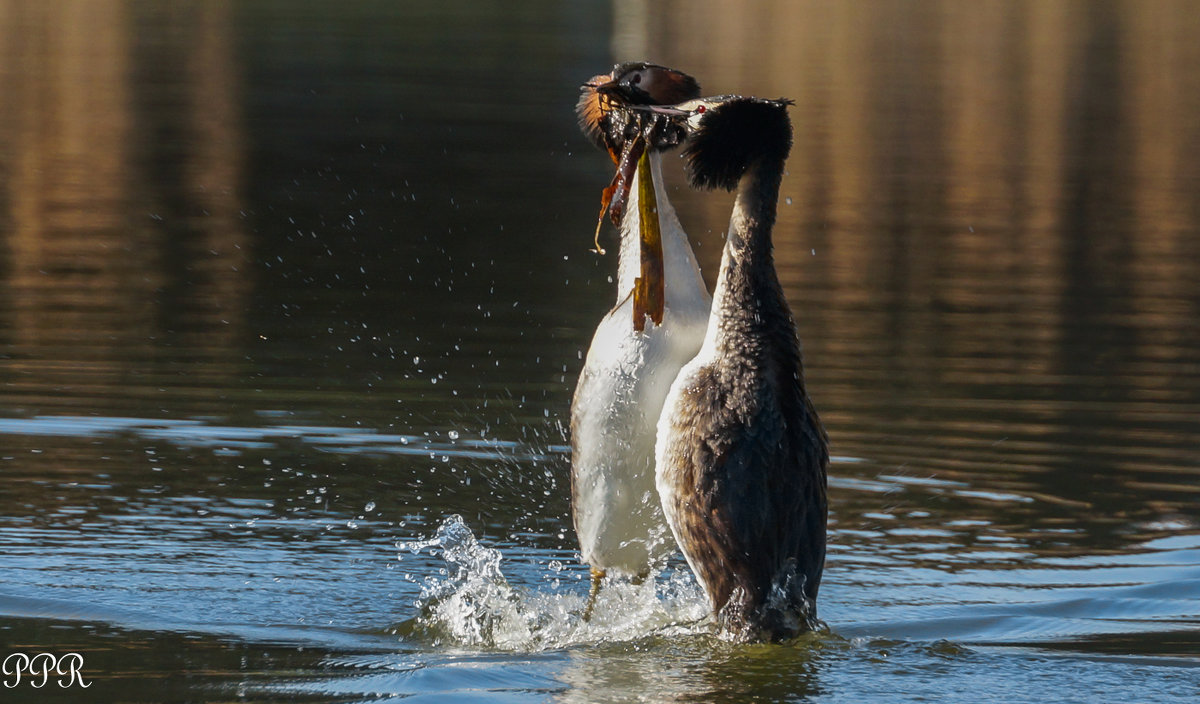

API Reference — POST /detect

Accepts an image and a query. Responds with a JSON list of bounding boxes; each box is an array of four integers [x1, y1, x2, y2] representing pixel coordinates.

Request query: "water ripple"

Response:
[[0, 413, 562, 462]]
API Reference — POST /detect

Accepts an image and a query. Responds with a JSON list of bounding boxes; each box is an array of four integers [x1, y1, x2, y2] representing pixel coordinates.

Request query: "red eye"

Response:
[[696, 105, 706, 113]]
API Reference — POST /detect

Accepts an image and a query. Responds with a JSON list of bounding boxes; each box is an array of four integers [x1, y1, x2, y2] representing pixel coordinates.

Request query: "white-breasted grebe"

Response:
[[570, 64, 711, 604]]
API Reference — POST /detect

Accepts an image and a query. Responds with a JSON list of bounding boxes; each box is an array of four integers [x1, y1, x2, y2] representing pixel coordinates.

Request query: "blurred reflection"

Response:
[[0, 0, 247, 415], [556, 638, 823, 703]]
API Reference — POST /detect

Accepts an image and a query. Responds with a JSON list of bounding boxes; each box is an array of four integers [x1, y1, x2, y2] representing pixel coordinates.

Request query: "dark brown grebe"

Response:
[[652, 96, 829, 641]]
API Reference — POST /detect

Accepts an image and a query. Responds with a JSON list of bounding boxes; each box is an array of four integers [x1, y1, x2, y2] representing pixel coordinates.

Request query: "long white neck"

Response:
[[615, 152, 709, 307]]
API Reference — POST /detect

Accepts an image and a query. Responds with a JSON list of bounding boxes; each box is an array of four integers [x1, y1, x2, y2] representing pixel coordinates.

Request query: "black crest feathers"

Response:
[[683, 98, 794, 191]]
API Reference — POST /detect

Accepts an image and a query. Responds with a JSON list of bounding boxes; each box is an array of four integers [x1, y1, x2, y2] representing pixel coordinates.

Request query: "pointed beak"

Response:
[[581, 74, 617, 92], [589, 76, 655, 105], [629, 104, 691, 117]]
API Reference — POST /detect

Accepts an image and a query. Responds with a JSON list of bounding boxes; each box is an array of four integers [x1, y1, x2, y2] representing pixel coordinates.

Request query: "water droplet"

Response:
[[365, 501, 376, 512], [448, 430, 460, 440]]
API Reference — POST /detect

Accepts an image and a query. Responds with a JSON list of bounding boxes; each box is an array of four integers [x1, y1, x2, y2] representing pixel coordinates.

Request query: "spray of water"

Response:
[[396, 515, 711, 650]]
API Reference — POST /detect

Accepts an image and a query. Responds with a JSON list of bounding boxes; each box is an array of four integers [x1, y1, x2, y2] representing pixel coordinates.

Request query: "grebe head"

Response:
[[577, 62, 700, 156], [642, 96, 794, 191]]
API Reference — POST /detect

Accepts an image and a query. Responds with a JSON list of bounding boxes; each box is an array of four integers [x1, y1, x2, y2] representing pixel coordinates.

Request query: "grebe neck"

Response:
[[704, 156, 793, 353]]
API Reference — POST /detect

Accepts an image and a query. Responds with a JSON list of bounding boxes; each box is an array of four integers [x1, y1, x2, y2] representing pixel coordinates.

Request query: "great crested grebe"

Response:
[[651, 96, 829, 641], [570, 63, 710, 603]]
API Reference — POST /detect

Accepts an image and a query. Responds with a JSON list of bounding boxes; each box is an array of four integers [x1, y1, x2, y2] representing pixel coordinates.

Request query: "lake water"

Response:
[[1, 1, 1198, 701]]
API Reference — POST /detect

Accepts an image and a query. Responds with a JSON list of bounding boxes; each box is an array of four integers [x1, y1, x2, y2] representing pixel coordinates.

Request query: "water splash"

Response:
[[396, 515, 711, 650]]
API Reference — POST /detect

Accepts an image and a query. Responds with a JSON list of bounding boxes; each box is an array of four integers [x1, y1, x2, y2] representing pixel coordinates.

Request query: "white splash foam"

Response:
[[396, 515, 711, 650]]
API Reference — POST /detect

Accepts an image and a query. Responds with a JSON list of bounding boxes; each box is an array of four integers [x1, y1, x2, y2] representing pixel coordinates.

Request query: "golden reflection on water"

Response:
[[0, 0, 248, 409], [0, 0, 1196, 553]]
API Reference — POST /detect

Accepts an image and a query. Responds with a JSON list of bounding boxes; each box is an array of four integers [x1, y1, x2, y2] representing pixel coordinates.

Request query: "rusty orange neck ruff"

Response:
[[632, 150, 665, 332]]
